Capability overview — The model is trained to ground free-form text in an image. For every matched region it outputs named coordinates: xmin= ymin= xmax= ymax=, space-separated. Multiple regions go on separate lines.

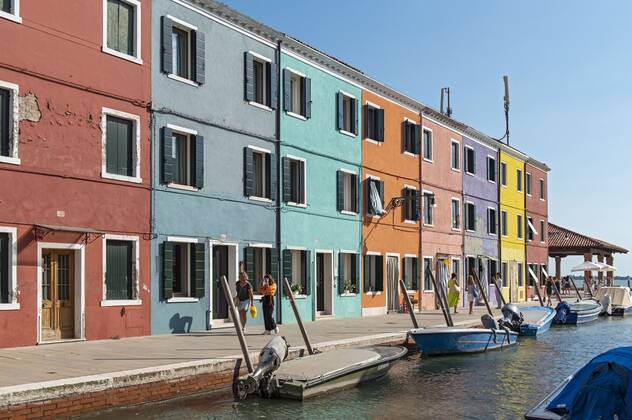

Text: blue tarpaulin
xmin=547 ymin=347 xmax=632 ymax=419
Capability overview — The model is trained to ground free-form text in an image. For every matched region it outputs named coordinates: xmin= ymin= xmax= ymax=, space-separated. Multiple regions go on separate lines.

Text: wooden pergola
xmin=548 ymin=223 xmax=629 ymax=286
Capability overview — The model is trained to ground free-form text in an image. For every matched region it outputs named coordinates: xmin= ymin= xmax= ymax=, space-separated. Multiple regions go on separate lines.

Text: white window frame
xmin=464 ymin=146 xmax=476 ymax=175
xmin=167 ymin=15 xmax=199 ymax=87
xmin=516 ymin=168 xmax=523 ymax=193
xmin=249 ymin=51 xmax=272 ymax=109
xmin=525 ymin=172 xmax=532 ymax=196
xmin=0 ymin=80 xmax=20 ymax=166
xmin=402 ymin=117 xmax=418 ymax=156
xmin=167 ymin=124 xmax=199 ymax=191
xmin=285 ymin=67 xmax=307 ymax=120
xmin=339 ymin=168 xmax=357 ymax=215
xmin=248 ymin=145 xmax=272 ymax=202
xmin=364 ymin=101 xmax=382 ymax=143
xmin=166 ymin=236 xmax=199 ymax=303
xmin=464 ymin=201 xmax=476 ymax=232
xmin=422 ymin=256 xmax=434 ymax=292
xmin=0 ymin=226 xmax=19 ymax=310
xmin=402 ymin=184 xmax=418 ymax=224
xmin=102 ymin=0 xmax=142 ymax=64
xmin=500 ymin=161 xmax=507 ymax=187
xmin=487 ymin=155 xmax=497 ymax=183
xmin=422 ymin=189 xmax=434 ymax=227
xmin=451 ymin=197 xmax=461 ymax=231
xmin=0 ymin=0 xmax=21 ymax=24
xmin=451 ymin=257 xmax=461 ymax=286
xmin=517 ymin=214 xmax=524 ymax=240
xmin=101 ymin=107 xmax=142 ymax=184
xmin=539 ymin=178 xmax=546 ymax=201
xmin=422 ymin=126 xmax=433 ymax=163
xmin=338 ymin=251 xmax=358 ymax=296
xmin=487 ymin=207 xmax=498 ymax=236
xmin=501 ymin=210 xmax=508 ymax=237
xmin=339 ymin=90 xmax=356 ymax=138
xmin=286 ymin=154 xmax=307 ymax=207
xmin=450 ymin=139 xmax=460 ymax=171
xmin=101 ymin=234 xmax=142 ymax=307
xmin=366 ymin=174 xmax=382 ymax=219
xmin=364 ymin=252 xmax=383 ymax=295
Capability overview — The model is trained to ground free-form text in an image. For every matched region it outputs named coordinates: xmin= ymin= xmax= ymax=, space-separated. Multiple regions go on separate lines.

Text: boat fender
xmin=555 ymin=301 xmax=571 ymax=324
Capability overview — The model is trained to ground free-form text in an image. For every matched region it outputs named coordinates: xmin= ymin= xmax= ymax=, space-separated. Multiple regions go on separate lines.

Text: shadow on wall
xmin=169 ymin=313 xmax=193 ymax=334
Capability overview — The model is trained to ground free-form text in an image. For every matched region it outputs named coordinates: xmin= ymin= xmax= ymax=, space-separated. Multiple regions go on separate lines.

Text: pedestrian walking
xmin=494 ymin=273 xmax=503 ymax=309
xmin=467 ymin=275 xmax=478 ymax=315
xmin=546 ymin=277 xmax=553 ymax=306
xmin=447 ymin=273 xmax=461 ymax=314
xmin=260 ymin=274 xmax=279 ymax=335
xmin=236 ymin=271 xmax=254 ymax=333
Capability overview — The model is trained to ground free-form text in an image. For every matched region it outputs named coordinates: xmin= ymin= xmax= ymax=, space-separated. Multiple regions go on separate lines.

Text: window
xmin=338 ymin=253 xmax=358 ymax=294
xmin=403 ymin=187 xmax=420 ymax=222
xmin=0 ymin=227 xmax=17 ymax=308
xmin=245 ymin=146 xmax=275 ymax=201
xmin=488 ymin=260 xmax=498 ymax=284
xmin=527 ymin=216 xmax=535 ymax=241
xmin=104 ymin=0 xmax=140 ymax=62
xmin=102 ymin=108 xmax=140 ymax=182
xmin=338 ymin=92 xmax=357 ymax=135
xmin=366 ymin=178 xmax=385 ymax=216
xmin=526 ymin=172 xmax=532 ymax=195
xmin=247 ymin=247 xmax=277 ymax=293
xmin=488 ymin=208 xmax=498 ymax=235
xmin=283 ymin=156 xmax=306 ymax=205
xmin=539 ymin=179 xmax=545 ymax=200
xmin=245 ymin=52 xmax=277 ymax=109
xmin=423 ymin=192 xmax=435 ymax=226
xmin=540 ymin=220 xmax=546 ymax=242
xmin=516 ymin=169 xmax=523 ymax=192
xmin=0 ymin=0 xmax=21 ymax=23
xmin=283 ymin=70 xmax=311 ymax=118
xmin=104 ymin=237 xmax=138 ymax=302
xmin=465 ymin=202 xmax=476 ymax=232
xmin=502 ymin=262 xmax=508 ymax=287
xmin=500 ymin=162 xmax=507 ymax=186
xmin=501 ymin=210 xmax=508 ymax=236
xmin=162 ymin=126 xmax=203 ymax=189
xmin=162 ymin=241 xmax=205 ymax=300
xmin=364 ymin=255 xmax=384 ymax=292
xmin=423 ymin=257 xmax=433 ymax=291
xmin=487 ymin=156 xmax=497 ymax=182
xmin=422 ymin=129 xmax=433 ymax=161
xmin=285 ymin=249 xmax=310 ymax=295
xmin=403 ymin=120 xmax=420 ymax=153
xmin=403 ymin=257 xmax=419 ymax=290
xmin=451 ymin=141 xmax=460 ymax=170
xmin=162 ymin=16 xmax=205 ymax=85
xmin=0 ymin=81 xmax=18 ymax=164
xmin=518 ymin=263 xmax=524 ymax=287
xmin=365 ymin=104 xmax=384 ymax=142
xmin=517 ymin=214 xmax=523 ymax=239
xmin=337 ymin=170 xmax=358 ymax=213
xmin=451 ymin=198 xmax=461 ymax=230
xmin=464 ymin=146 xmax=476 ymax=174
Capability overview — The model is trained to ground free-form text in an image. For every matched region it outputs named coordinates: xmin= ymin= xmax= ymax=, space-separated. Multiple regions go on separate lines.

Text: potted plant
xmin=343 ymin=280 xmax=356 ymax=294
xmin=290 ymin=282 xmax=303 ymax=296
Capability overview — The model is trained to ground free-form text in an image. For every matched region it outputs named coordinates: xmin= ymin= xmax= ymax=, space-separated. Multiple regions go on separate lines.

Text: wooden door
xmin=387 ymin=256 xmax=400 ymax=312
xmin=509 ymin=261 xmax=518 ymax=303
xmin=41 ymin=250 xmax=75 ymax=341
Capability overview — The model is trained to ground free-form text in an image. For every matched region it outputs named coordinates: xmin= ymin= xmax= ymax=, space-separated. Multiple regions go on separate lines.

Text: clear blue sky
xmin=223 ymin=0 xmax=632 ymax=275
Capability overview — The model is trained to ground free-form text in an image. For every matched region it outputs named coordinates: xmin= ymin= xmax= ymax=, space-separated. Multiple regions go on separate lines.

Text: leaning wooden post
xmin=428 ymin=270 xmax=454 ymax=327
xmin=471 ymin=272 xmax=493 ymax=317
xmin=220 ymin=275 xmax=253 ymax=373
xmin=399 ymin=279 xmax=419 ymax=329
xmin=568 ymin=276 xmax=583 ymax=301
xmin=491 ymin=276 xmax=507 ymax=307
xmin=583 ymin=277 xmax=594 ymax=298
xmin=550 ymin=278 xmax=563 ymax=303
xmin=532 ymin=276 xmax=545 ymax=307
xmin=283 ymin=277 xmax=315 ymax=355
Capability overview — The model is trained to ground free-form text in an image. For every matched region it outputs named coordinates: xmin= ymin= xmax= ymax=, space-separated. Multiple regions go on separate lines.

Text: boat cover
xmin=547 ymin=347 xmax=632 ymax=419
xmin=274 ymin=349 xmax=380 ymax=382
xmin=595 ymin=287 xmax=632 ymax=308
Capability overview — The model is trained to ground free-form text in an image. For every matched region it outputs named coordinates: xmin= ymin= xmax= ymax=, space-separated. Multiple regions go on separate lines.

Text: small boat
xmin=525 ymin=346 xmax=632 ymax=419
xmin=553 ymin=300 xmax=602 ymax=325
xmin=409 ymin=327 xmax=518 ymax=356
xmin=594 ymin=286 xmax=632 ymax=316
xmin=519 ymin=306 xmax=557 ymax=336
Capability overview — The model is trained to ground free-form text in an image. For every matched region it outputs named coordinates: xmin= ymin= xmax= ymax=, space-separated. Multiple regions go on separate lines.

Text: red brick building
xmin=0 ymin=0 xmax=151 ymax=347
xmin=525 ymin=158 xmax=549 ymax=300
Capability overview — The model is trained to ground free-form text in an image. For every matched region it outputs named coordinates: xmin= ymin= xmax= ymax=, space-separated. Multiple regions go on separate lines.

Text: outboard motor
xmin=600 ymin=294 xmax=612 ymax=316
xmin=237 ymin=336 xmax=289 ymax=399
xmin=554 ymin=301 xmax=571 ymax=324
xmin=498 ymin=303 xmax=523 ymax=333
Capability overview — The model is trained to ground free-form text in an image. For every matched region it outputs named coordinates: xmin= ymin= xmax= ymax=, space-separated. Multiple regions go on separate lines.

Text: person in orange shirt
xmin=260 ymin=274 xmax=279 ymax=335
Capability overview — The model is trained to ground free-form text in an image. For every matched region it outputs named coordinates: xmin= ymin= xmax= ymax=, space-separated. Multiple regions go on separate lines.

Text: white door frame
xmin=385 ymin=252 xmax=400 ymax=312
xmin=208 ymin=240 xmax=239 ymax=328
xmin=36 ymin=242 xmax=86 ymax=344
xmin=314 ymin=249 xmax=334 ymax=317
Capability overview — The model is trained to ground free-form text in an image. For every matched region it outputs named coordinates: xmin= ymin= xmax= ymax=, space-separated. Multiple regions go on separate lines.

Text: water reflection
xmin=86 ymin=317 xmax=632 ymax=419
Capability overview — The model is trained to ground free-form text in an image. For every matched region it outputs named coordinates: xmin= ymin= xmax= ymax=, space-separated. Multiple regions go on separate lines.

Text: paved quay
xmin=0 ymin=304 xmax=538 ymax=418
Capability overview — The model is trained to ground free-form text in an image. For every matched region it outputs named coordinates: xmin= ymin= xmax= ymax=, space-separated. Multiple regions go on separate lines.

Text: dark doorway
xmin=212 ymin=245 xmax=229 ymax=320
xmin=316 ymin=253 xmax=325 ymax=312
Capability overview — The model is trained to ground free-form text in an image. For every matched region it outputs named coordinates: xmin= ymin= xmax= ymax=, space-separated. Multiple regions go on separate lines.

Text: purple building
xmin=461 ymin=136 xmax=500 ymax=306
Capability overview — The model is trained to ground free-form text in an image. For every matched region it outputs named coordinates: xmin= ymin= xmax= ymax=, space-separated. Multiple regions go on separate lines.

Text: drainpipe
xmin=524 ymin=162 xmax=528 ymax=299
xmin=275 ymin=39 xmax=283 ymax=324
xmin=497 ymin=150 xmax=502 ymax=301
xmin=418 ymin=111 xmax=423 ymax=309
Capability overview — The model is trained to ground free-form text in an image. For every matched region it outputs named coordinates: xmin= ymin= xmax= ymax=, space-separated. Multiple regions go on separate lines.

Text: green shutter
xmin=161 ymin=16 xmax=173 ymax=74
xmin=303 ymin=250 xmax=311 ymax=295
xmin=376 ymin=108 xmax=384 ymax=141
xmin=244 ymin=247 xmax=255 ymax=283
xmin=106 ymin=116 xmax=133 ymax=177
xmin=1 ymin=0 xmax=10 ymax=13
xmin=282 ymin=249 xmax=292 ymax=296
xmin=366 ymin=180 xmax=373 ymax=216
xmin=0 ymin=233 xmax=8 ymax=303
xmin=336 ymin=170 xmax=344 ymax=212
xmin=283 ymin=69 xmax=292 ymax=112
xmin=162 ymin=242 xmax=174 ymax=300
xmin=0 ymin=89 xmax=8 ymax=157
xmin=192 ymin=135 xmax=204 ymax=189
xmin=162 ymin=127 xmax=174 ymax=184
xmin=352 ymin=254 xmax=359 ymax=292
xmin=413 ymin=257 xmax=419 ymax=290
xmin=107 ymin=0 xmax=134 ymax=56
xmin=268 ymin=152 xmax=277 ymax=201
xmin=106 ymin=240 xmax=133 ymax=300
xmin=244 ymin=147 xmax=255 ymax=196
xmin=244 ymin=52 xmax=255 ymax=102
xmin=378 ymin=181 xmax=385 ymax=209
xmin=337 ymin=253 xmax=344 ymax=295
xmin=269 ymin=61 xmax=278 ymax=110
xmin=192 ymin=243 xmax=205 ymax=298
xmin=282 ymin=157 xmax=291 ymax=203
xmin=304 ymin=77 xmax=312 ymax=119
xmin=193 ymin=31 xmax=205 ymax=85
xmin=354 ymin=174 xmax=360 ymax=214
xmin=376 ymin=256 xmax=384 ymax=292
xmin=353 ymin=98 xmax=359 ymax=136
xmin=363 ymin=255 xmax=370 ymax=293
xmin=337 ymin=92 xmax=344 ymax=131
xmin=267 ymin=248 xmax=279 ymax=282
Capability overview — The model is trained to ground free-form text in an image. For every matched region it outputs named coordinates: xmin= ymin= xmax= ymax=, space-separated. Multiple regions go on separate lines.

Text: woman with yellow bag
xmin=259 ymin=275 xmax=279 ymax=335
xmin=236 ymin=272 xmax=254 ymax=334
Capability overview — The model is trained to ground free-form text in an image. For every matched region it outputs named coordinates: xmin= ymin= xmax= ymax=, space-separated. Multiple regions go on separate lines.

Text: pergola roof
xmin=548 ymin=223 xmax=629 ymax=256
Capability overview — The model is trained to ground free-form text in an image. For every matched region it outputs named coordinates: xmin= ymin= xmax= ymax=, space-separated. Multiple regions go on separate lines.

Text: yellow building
xmin=499 ymin=148 xmax=527 ymax=302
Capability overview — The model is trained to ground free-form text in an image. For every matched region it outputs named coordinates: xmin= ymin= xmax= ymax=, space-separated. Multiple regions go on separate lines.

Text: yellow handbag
xmin=250 ymin=305 xmax=257 ymax=319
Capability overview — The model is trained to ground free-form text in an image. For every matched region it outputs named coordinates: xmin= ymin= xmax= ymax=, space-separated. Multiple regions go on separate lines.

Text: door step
xmin=316 ymin=313 xmax=334 ymax=320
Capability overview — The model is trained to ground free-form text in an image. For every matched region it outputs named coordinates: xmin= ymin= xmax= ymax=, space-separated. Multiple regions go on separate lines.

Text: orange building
xmin=361 ymin=90 xmax=422 ymax=316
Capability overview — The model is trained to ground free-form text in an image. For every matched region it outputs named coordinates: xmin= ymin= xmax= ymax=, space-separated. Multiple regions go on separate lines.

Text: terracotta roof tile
xmin=548 ymin=223 xmax=628 ymax=254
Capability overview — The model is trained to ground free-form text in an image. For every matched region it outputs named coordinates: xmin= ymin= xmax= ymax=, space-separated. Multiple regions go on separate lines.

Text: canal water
xmin=87 ymin=316 xmax=632 ymax=419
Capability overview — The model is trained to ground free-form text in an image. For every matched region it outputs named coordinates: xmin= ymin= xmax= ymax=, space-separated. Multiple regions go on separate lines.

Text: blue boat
xmin=553 ymin=300 xmax=602 ymax=325
xmin=519 ymin=306 xmax=557 ymax=336
xmin=526 ymin=347 xmax=632 ymax=419
xmin=409 ymin=327 xmax=519 ymax=356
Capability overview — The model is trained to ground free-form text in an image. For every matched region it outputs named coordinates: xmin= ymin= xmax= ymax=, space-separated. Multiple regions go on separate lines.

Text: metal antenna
xmin=440 ymin=87 xmax=452 ymax=118
xmin=503 ymin=76 xmax=510 ymax=145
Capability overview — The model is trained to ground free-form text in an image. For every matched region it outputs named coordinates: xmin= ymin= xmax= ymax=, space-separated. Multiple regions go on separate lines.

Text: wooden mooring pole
xmin=491 ymin=276 xmax=507 ymax=307
xmin=283 ymin=277 xmax=315 ymax=355
xmin=428 ymin=270 xmax=454 ymax=327
xmin=399 ymin=279 xmax=419 ymax=329
xmin=471 ymin=271 xmax=493 ymax=317
xmin=532 ymin=276 xmax=545 ymax=307
xmin=220 ymin=275 xmax=254 ymax=373
xmin=568 ymin=276 xmax=583 ymax=301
